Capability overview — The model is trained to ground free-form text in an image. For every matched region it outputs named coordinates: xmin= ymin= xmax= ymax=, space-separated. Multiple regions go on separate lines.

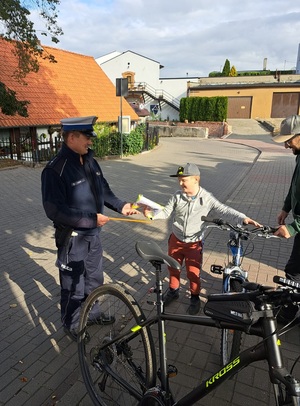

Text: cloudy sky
xmin=32 ymin=0 xmax=300 ymax=78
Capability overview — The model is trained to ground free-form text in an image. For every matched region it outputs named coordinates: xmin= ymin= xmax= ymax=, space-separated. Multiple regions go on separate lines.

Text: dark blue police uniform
xmin=41 ymin=116 xmax=127 ymax=333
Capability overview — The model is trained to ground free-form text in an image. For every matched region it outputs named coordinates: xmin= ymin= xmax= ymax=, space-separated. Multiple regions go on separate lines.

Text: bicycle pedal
xmin=210 ymin=264 xmax=224 ymax=274
xmin=157 ymin=365 xmax=178 ymax=379
xmin=167 ymin=364 xmax=178 ymax=378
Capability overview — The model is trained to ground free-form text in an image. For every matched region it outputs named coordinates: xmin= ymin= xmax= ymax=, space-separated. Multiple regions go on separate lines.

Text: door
xmin=271 ymin=92 xmax=300 ymax=118
xmin=227 ymin=97 xmax=252 ymax=118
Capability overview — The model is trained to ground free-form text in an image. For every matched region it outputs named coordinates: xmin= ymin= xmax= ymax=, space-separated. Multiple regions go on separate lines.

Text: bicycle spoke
xmin=78 ymin=285 xmax=156 ymax=406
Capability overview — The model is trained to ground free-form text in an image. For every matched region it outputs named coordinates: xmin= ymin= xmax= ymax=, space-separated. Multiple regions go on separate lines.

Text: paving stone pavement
xmin=0 ymin=119 xmax=299 ymax=406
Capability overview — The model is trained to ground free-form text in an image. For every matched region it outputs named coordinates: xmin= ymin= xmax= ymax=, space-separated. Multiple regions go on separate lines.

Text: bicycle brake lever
xmin=263 ymin=225 xmax=278 ymax=233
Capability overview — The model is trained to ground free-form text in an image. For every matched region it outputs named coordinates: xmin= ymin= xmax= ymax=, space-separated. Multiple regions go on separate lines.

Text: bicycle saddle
xmin=135 ymin=241 xmax=181 ymax=270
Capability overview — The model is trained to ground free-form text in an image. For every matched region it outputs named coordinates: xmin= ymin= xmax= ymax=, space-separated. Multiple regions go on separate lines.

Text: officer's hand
xmin=97 ymin=213 xmax=110 ymax=227
xmin=121 ymin=203 xmax=140 ymax=216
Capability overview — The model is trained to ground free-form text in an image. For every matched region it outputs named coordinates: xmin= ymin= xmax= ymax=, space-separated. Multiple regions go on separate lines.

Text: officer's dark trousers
xmin=57 ymin=232 xmax=103 ymax=330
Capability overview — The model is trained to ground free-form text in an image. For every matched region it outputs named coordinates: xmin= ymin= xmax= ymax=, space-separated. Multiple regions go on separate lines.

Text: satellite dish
xmin=139 ymin=103 xmax=145 ymax=110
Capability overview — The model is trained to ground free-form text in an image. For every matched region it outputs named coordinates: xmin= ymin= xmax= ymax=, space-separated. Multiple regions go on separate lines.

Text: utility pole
xmin=116 ymin=78 xmax=128 ymax=158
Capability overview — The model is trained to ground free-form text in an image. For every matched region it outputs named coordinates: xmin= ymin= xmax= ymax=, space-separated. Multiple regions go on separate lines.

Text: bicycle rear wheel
xmin=78 ymin=284 xmax=156 ymax=406
xmin=220 ymin=278 xmax=243 ymax=366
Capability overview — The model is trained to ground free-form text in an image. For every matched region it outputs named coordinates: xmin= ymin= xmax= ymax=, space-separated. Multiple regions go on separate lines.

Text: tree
xmin=0 ymin=0 xmax=63 ymax=116
xmin=229 ymin=65 xmax=237 ymax=77
xmin=222 ymin=59 xmax=231 ymax=77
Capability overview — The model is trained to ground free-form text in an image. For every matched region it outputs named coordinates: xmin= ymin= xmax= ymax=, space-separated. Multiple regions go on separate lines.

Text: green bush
xmin=179 ymin=98 xmax=188 ymax=122
xmin=179 ymin=96 xmax=228 ymax=122
xmin=92 ymin=122 xmax=146 ymax=158
xmin=122 ymin=124 xmax=145 ymax=156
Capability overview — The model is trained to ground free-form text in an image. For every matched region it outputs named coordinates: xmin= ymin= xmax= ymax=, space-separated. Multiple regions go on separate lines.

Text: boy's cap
xmin=170 ymin=163 xmax=200 ymax=177
xmin=273 ymin=115 xmax=300 ymax=143
xmin=60 ymin=116 xmax=98 ymax=137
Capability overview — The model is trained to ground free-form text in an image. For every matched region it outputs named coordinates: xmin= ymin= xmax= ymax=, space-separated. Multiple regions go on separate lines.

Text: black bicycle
xmin=78 ymin=240 xmax=300 ymax=406
xmin=202 ymin=216 xmax=278 ymax=365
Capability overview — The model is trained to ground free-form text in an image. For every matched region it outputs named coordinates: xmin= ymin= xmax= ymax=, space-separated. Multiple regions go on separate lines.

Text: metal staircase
xmin=128 ymin=82 xmax=180 ymax=111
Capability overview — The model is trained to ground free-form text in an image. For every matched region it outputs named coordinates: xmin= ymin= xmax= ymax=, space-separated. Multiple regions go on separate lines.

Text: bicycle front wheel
xmin=78 ymin=284 xmax=156 ymax=406
xmin=220 ymin=278 xmax=243 ymax=366
xmin=273 ymin=382 xmax=300 ymax=405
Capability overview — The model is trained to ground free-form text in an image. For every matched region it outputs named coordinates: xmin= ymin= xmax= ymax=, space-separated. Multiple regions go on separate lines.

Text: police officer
xmin=41 ymin=116 xmax=139 ymax=341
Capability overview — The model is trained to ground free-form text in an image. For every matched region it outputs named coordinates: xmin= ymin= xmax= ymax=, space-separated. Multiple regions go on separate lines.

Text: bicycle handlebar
xmin=238 ymin=276 xmax=300 ymax=307
xmin=201 ymin=216 xmax=278 ymax=238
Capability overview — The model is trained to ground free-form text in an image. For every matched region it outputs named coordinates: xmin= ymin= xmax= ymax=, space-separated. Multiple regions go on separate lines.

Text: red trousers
xmin=168 ymin=233 xmax=203 ymax=295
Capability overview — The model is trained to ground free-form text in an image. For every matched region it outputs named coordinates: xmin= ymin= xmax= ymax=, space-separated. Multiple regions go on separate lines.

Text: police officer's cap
xmin=60 ymin=116 xmax=98 ymax=137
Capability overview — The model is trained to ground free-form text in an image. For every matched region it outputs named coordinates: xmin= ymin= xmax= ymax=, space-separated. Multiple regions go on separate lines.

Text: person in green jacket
xmin=273 ymin=114 xmax=300 ymax=321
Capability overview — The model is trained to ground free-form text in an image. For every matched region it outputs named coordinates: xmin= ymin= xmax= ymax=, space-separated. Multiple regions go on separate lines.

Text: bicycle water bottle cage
xmin=211 ymin=264 xmax=224 ymax=274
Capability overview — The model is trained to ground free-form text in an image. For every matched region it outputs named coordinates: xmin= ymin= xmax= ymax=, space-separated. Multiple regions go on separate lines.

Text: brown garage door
xmin=227 ymin=96 xmax=252 ymax=118
xmin=271 ymin=92 xmax=300 ymax=118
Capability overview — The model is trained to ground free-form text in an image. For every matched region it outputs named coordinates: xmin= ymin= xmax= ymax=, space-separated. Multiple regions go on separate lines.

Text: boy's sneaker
xmin=187 ymin=295 xmax=201 ymax=315
xmin=163 ymin=288 xmax=179 ymax=306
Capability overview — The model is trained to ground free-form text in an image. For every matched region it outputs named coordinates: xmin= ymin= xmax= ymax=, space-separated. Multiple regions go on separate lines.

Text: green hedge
xmin=180 ymin=96 xmax=227 ymax=122
xmin=92 ymin=123 xmax=148 ymax=158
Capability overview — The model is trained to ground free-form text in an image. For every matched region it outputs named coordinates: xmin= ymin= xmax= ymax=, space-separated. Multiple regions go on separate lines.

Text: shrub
xmin=92 ymin=123 xmax=146 ymax=158
xmin=122 ymin=124 xmax=145 ymax=156
xmin=179 ymin=96 xmax=228 ymax=122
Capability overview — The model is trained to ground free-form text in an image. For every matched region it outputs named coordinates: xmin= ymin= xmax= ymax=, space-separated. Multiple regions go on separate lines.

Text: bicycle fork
xmin=261 ymin=306 xmax=300 ymax=404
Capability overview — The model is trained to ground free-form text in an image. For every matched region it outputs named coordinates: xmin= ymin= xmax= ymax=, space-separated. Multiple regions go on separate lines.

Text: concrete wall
xmin=148 ymin=121 xmax=229 ymax=138
xmin=151 ymin=125 xmax=208 ymax=138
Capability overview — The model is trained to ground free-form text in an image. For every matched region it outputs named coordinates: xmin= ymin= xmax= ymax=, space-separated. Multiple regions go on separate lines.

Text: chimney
xmin=263 ymin=58 xmax=267 ymax=71
xmin=296 ymin=44 xmax=300 ymax=74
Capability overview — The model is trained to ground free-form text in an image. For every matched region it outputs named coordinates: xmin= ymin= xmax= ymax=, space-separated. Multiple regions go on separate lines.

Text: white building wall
xmin=159 ymin=77 xmax=192 ymax=99
xmin=96 ymin=51 xmax=161 ymax=89
xmin=96 ymin=51 xmax=198 ymax=122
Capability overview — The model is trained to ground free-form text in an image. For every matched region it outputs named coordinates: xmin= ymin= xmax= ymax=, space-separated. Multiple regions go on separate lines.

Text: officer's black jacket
xmin=41 ymin=143 xmax=126 ymax=232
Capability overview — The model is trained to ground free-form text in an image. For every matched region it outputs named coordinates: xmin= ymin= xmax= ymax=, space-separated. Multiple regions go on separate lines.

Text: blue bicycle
xmin=201 ymin=216 xmax=277 ymax=365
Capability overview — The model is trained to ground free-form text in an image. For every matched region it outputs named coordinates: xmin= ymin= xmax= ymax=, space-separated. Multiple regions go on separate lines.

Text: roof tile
xmin=0 ymin=39 xmax=138 ymax=128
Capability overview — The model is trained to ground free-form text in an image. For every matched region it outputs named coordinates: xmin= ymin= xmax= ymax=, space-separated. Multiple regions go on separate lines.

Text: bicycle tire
xmin=78 ymin=284 xmax=156 ymax=406
xmin=220 ymin=278 xmax=244 ymax=366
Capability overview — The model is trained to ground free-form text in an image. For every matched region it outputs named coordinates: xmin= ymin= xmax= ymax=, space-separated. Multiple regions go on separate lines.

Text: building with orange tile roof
xmin=0 ymin=39 xmax=138 ymax=129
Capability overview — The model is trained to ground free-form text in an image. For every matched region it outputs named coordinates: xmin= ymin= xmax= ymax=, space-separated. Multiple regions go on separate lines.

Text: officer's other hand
xmin=122 ymin=203 xmax=140 ymax=216
xmin=97 ymin=213 xmax=110 ymax=227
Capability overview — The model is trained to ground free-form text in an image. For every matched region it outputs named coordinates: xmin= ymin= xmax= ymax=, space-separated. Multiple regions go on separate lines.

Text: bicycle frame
xmin=210 ymin=227 xmax=248 ymax=278
xmin=93 ymin=262 xmax=300 ymax=405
